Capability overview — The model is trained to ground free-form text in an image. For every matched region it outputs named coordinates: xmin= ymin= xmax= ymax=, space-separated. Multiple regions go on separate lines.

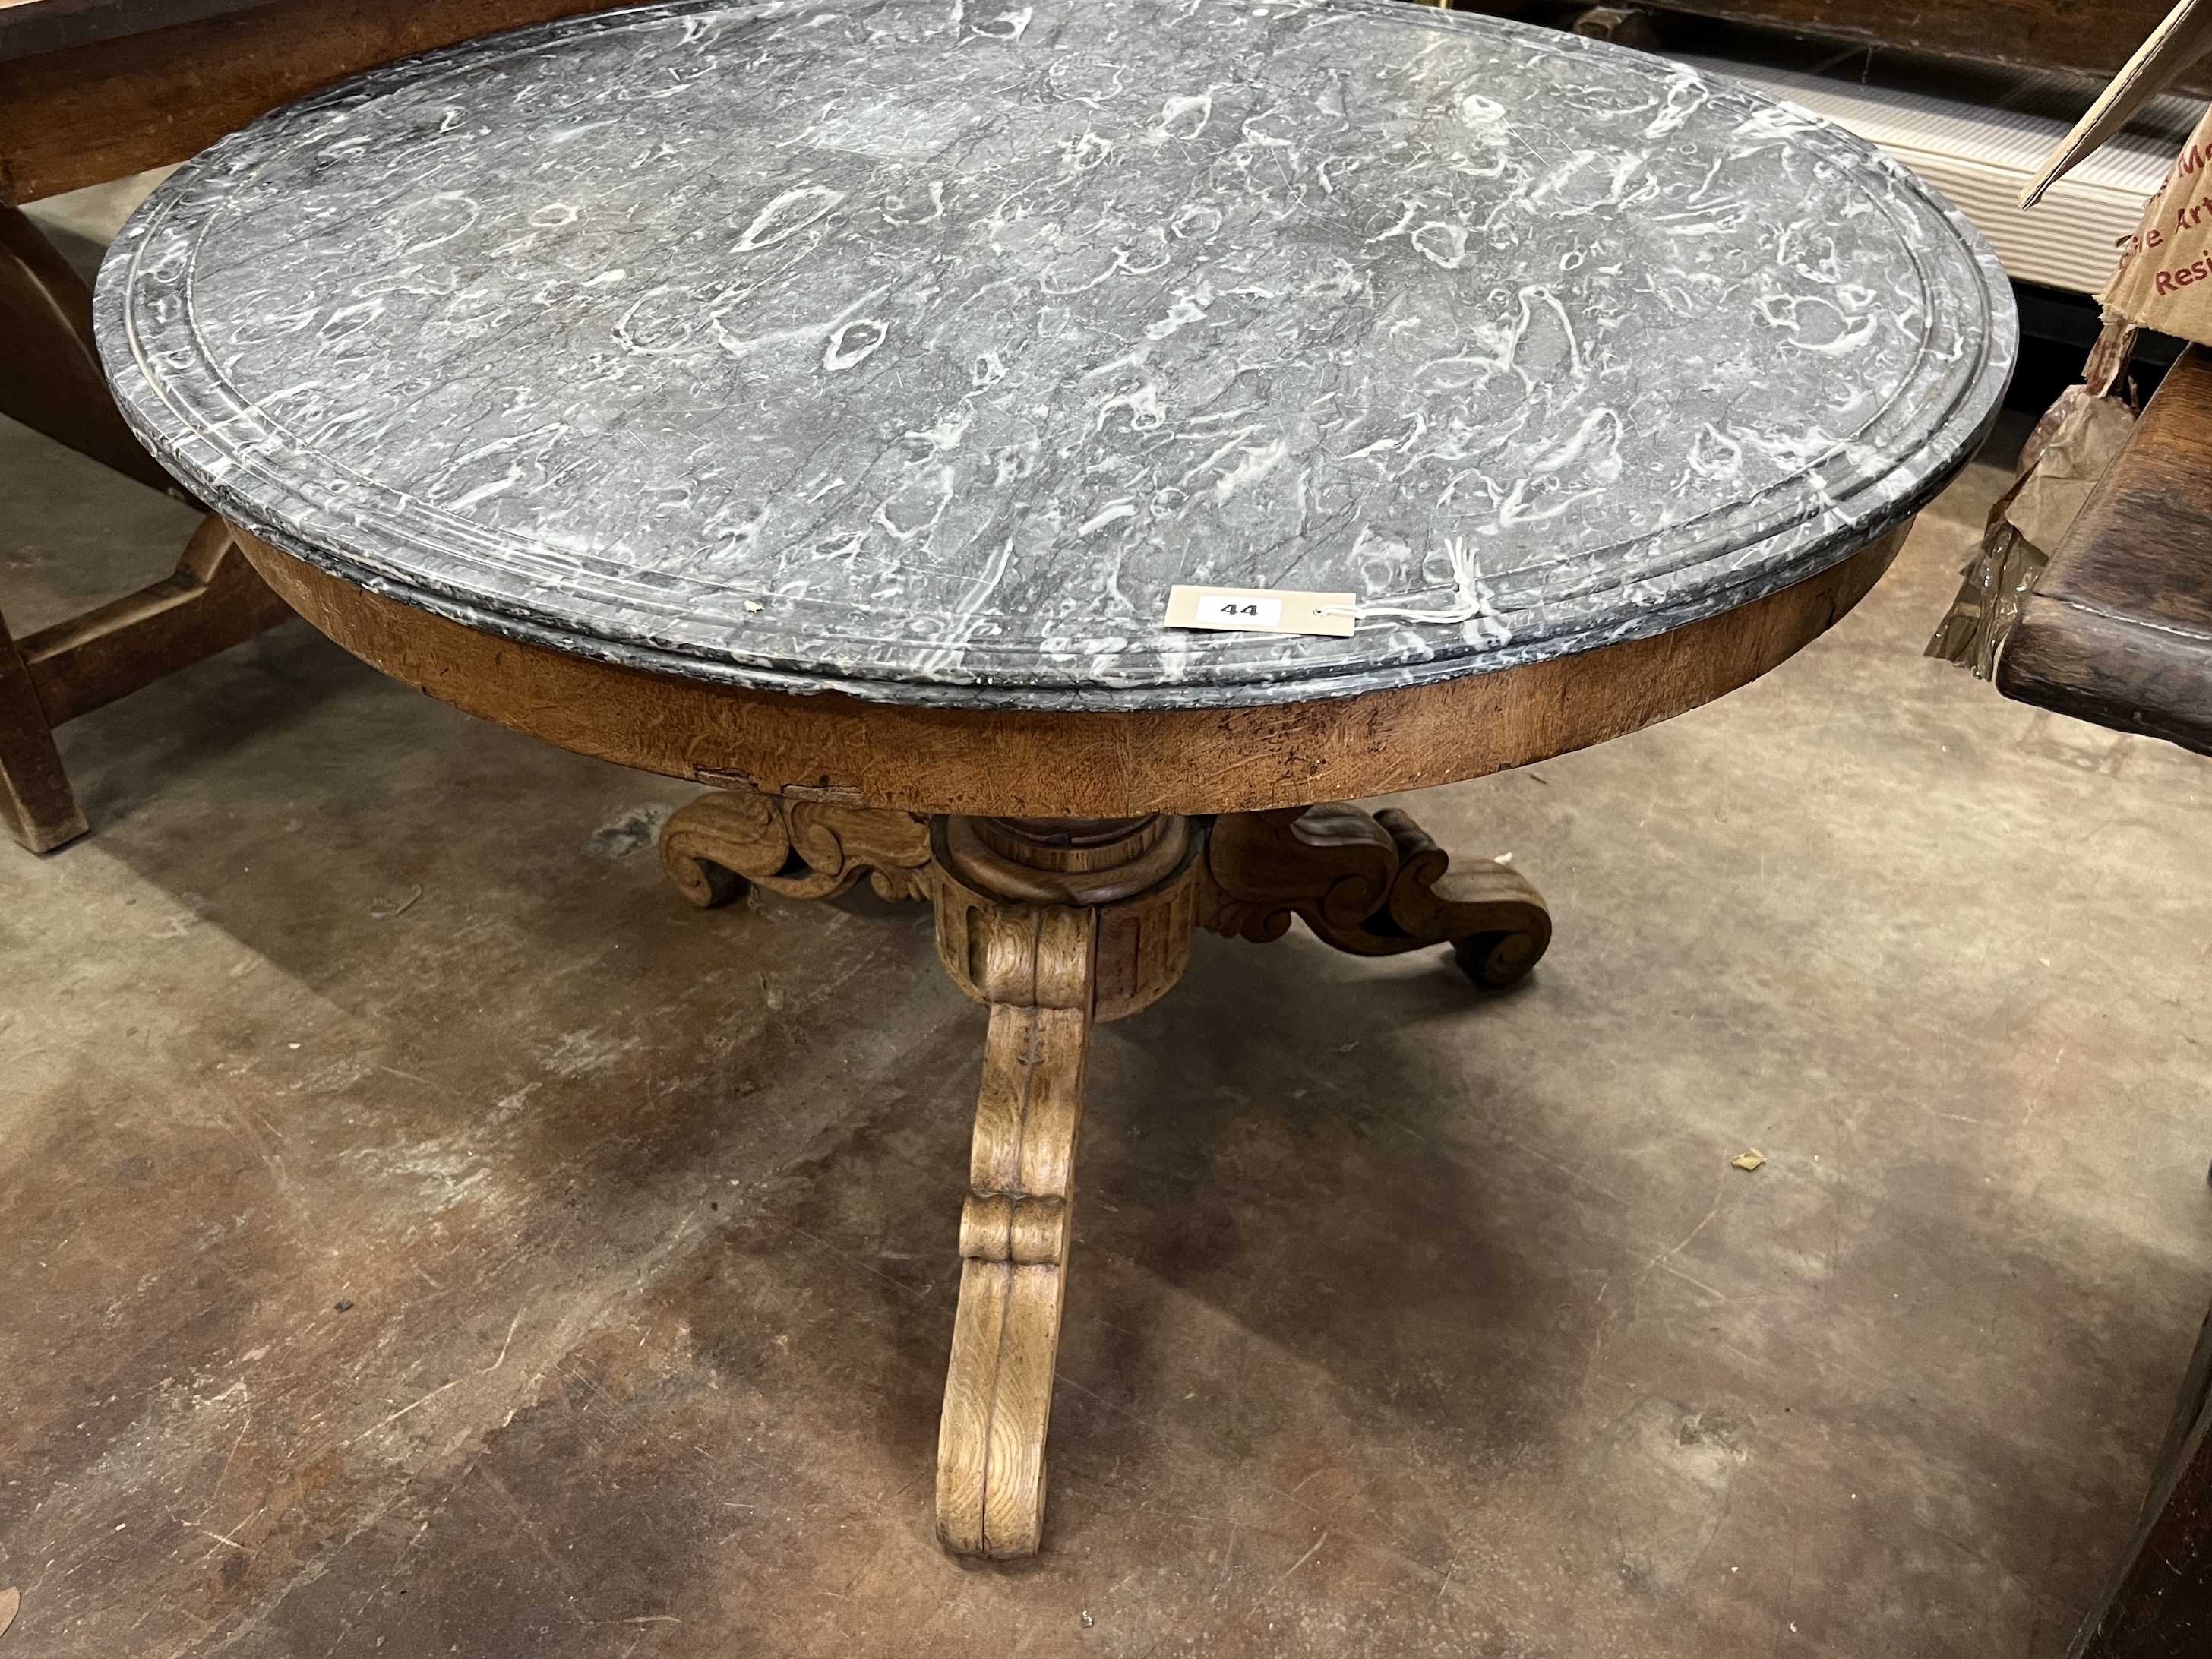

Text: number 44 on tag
xmin=1165 ymin=585 xmax=1357 ymax=638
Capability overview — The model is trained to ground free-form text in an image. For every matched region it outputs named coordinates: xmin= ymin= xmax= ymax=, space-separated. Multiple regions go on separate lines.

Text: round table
xmin=99 ymin=0 xmax=2014 ymax=1558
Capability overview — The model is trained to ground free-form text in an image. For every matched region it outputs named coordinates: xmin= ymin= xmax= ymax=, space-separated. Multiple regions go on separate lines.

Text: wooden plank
xmin=20 ymin=514 xmax=293 ymax=726
xmin=0 ymin=604 xmax=87 ymax=853
xmin=1997 ymin=346 xmax=2212 ymax=756
xmin=0 ymin=0 xmax=645 ymax=204
xmin=1642 ymin=1 xmax=2187 ymax=87
xmin=0 ymin=205 xmax=182 ymax=491
xmin=0 ymin=0 xmax=288 ymax=64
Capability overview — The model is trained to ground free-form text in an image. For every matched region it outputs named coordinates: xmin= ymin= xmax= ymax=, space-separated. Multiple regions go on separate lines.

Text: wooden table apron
xmin=236 ymin=522 xmax=1905 ymax=818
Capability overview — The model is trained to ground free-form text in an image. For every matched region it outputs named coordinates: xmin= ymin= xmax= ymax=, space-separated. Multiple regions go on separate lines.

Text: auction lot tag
xmin=1165 ymin=584 xmax=1358 ymax=637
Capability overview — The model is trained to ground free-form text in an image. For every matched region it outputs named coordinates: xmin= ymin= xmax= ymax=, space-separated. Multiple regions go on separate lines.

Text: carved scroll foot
xmin=1199 ymin=803 xmax=1551 ymax=989
xmin=658 ymin=786 xmax=932 ymax=907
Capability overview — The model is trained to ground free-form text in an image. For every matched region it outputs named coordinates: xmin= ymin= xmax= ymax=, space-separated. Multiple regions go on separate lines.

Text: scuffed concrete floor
xmin=5 ymin=368 xmax=2212 ymax=1652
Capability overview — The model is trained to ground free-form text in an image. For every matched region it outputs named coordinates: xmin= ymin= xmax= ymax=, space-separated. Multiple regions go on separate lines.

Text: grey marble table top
xmin=100 ymin=0 xmax=2014 ymax=712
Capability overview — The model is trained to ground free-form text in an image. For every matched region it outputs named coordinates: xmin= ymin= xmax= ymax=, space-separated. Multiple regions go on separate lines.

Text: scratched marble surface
xmin=99 ymin=0 xmax=2014 ymax=711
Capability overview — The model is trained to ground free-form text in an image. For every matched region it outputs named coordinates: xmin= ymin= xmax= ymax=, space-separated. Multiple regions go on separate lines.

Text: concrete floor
xmin=5 ymin=367 xmax=2212 ymax=1654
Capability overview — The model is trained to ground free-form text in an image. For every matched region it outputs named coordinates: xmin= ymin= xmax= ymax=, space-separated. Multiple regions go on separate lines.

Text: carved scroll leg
xmin=937 ymin=904 xmax=1095 ymax=1559
xmin=1200 ymin=803 xmax=1552 ymax=990
xmin=1370 ymin=808 xmax=1553 ymax=990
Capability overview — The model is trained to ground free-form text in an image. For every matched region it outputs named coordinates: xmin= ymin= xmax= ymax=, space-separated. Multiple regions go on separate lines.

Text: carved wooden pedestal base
xmin=659 ymin=790 xmax=1549 ymax=1558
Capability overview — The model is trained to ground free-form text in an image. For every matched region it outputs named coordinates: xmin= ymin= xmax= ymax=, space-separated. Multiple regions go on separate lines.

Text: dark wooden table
xmin=0 ymin=0 xmax=640 ymax=852
xmin=1616 ymin=0 xmax=2200 ymax=93
xmin=1999 ymin=344 xmax=2212 ymax=759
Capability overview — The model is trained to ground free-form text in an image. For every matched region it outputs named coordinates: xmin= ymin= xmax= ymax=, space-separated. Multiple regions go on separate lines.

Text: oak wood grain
xmin=235 ymin=521 xmax=1907 ymax=818
xmin=656 ymin=786 xmax=932 ymax=908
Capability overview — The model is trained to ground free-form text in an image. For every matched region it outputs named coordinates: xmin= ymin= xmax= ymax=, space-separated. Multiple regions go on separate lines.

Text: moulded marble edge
xmin=96 ymin=0 xmax=2020 ymax=714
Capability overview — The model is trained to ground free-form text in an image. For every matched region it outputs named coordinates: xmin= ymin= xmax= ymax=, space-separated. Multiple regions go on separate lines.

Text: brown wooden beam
xmin=0 ymin=0 xmax=2188 ymax=210
xmin=1637 ymin=1 xmax=2191 ymax=90
xmin=1998 ymin=346 xmax=2212 ymax=757
xmin=0 ymin=0 xmax=642 ymax=206
xmin=21 ymin=514 xmax=294 ymax=728
xmin=0 ymin=1 xmax=289 ymax=63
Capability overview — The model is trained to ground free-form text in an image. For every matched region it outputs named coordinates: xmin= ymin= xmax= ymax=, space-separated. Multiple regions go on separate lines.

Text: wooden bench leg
xmin=1 ymin=209 xmax=284 ymax=853
xmin=0 ymin=604 xmax=86 ymax=853
xmin=18 ymin=515 xmax=295 ymax=727
xmin=0 ymin=517 xmax=296 ymax=853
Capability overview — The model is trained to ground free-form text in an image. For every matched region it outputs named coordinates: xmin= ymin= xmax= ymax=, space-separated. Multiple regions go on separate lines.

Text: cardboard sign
xmin=2101 ymin=100 xmax=2212 ymax=343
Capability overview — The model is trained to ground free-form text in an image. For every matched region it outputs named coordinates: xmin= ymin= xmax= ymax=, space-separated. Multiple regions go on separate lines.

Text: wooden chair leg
xmin=0 ymin=604 xmax=86 ymax=853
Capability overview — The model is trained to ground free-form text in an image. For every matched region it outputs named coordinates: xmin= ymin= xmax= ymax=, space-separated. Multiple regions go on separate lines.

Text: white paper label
xmin=1164 ymin=584 xmax=1357 ymax=637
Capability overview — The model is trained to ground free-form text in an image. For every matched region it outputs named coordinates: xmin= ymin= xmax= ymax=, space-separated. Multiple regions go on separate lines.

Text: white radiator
xmin=1675 ymin=52 xmax=2198 ymax=296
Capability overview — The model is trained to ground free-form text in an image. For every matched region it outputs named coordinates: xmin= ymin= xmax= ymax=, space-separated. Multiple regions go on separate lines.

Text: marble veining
xmin=98 ymin=0 xmax=2014 ymax=711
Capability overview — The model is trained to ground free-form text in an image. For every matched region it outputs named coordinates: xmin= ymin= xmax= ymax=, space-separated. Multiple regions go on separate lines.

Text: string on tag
xmin=1317 ymin=536 xmax=1490 ymax=627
